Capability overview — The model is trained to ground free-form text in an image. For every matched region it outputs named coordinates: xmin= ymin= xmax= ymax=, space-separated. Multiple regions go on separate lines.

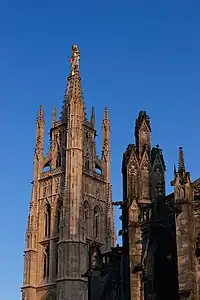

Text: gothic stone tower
xmin=122 ymin=111 xmax=165 ymax=300
xmin=171 ymin=147 xmax=200 ymax=300
xmin=21 ymin=45 xmax=115 ymax=300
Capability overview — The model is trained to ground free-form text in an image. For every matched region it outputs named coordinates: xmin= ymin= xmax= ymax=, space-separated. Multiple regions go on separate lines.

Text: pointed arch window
xmin=44 ymin=202 xmax=51 ymax=237
xmin=94 ymin=206 xmax=100 ymax=238
xmin=26 ymin=233 xmax=31 ymax=249
xmin=142 ymin=166 xmax=150 ymax=199
xmin=43 ymin=245 xmax=50 ymax=278
xmin=129 ymin=164 xmax=137 ymax=198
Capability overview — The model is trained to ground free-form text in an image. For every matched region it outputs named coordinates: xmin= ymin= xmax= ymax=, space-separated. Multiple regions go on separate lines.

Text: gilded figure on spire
xmin=70 ymin=44 xmax=80 ymax=75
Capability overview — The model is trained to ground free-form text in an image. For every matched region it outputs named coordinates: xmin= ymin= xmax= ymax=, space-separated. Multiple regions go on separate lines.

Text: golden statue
xmin=70 ymin=44 xmax=80 ymax=75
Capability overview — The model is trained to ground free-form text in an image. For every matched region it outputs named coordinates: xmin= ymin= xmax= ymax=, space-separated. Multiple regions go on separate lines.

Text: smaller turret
xmin=151 ymin=144 xmax=166 ymax=199
xmin=135 ymin=111 xmax=151 ymax=159
xmin=34 ymin=105 xmax=44 ymax=178
xmin=172 ymin=147 xmax=194 ymax=297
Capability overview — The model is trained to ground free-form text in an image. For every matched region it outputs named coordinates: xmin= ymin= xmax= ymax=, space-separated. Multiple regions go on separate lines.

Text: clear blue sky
xmin=1 ymin=1 xmax=200 ymax=299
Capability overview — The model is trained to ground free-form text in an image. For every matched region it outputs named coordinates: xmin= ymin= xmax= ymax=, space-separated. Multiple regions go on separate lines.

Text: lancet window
xmin=43 ymin=245 xmax=50 ymax=278
xmin=84 ymin=201 xmax=89 ymax=236
xmin=44 ymin=202 xmax=51 ymax=237
xmin=56 ymin=151 xmax=61 ymax=168
xmin=94 ymin=206 xmax=100 ymax=238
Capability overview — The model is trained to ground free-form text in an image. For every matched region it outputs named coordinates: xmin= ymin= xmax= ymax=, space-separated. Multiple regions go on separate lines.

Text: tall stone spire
xmin=62 ymin=45 xmax=85 ymax=239
xmin=22 ymin=44 xmax=115 ymax=300
xmin=57 ymin=44 xmax=86 ymax=299
xmin=102 ymin=107 xmax=110 ymax=168
xmin=102 ymin=107 xmax=115 ymax=249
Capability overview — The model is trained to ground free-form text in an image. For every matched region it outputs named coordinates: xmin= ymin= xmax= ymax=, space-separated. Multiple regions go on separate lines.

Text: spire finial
xmin=37 ymin=105 xmax=44 ymax=120
xmin=61 ymin=45 xmax=84 ymax=123
xmin=104 ymin=107 xmax=109 ymax=120
xmin=178 ymin=146 xmax=185 ymax=175
xmin=90 ymin=106 xmax=95 ymax=126
xmin=70 ymin=45 xmax=80 ymax=76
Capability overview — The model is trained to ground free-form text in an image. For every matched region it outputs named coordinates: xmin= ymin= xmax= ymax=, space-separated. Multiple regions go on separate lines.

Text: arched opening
xmin=94 ymin=206 xmax=100 ymax=238
xmin=43 ymin=245 xmax=50 ymax=278
xmin=141 ymin=166 xmax=150 ymax=199
xmin=84 ymin=201 xmax=89 ymax=236
xmin=95 ymin=163 xmax=102 ymax=175
xmin=26 ymin=233 xmax=31 ymax=248
xmin=56 ymin=151 xmax=61 ymax=168
xmin=153 ymin=226 xmax=179 ymax=300
xmin=43 ymin=162 xmax=51 ymax=172
xmin=44 ymin=202 xmax=51 ymax=237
